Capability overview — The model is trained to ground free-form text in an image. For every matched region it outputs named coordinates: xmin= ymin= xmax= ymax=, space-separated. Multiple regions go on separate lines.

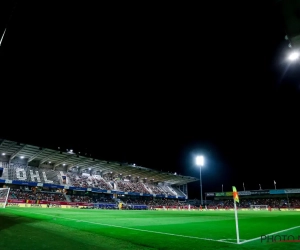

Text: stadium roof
xmin=0 ymin=138 xmax=198 ymax=186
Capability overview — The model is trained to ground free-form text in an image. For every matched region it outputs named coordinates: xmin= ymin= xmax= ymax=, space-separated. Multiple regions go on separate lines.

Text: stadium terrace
xmin=0 ymin=138 xmax=199 ymax=209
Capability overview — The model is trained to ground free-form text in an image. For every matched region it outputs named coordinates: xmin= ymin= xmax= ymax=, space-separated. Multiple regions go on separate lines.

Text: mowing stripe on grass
xmin=239 ymin=225 xmax=300 ymax=244
xmin=13 ymin=209 xmax=239 ymax=245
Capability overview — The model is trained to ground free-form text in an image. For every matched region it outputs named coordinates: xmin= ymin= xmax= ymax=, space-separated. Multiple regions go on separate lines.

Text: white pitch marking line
xmin=239 ymin=225 xmax=300 ymax=244
xmin=219 ymin=239 xmax=246 ymax=241
xmin=0 ymin=28 xmax=6 ymax=46
xmin=13 ymin=209 xmax=239 ymax=244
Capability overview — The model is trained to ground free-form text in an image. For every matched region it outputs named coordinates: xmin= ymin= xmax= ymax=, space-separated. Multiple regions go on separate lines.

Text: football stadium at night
xmin=1 ymin=138 xmax=300 ymax=250
xmin=1 ymin=0 xmax=300 ymax=249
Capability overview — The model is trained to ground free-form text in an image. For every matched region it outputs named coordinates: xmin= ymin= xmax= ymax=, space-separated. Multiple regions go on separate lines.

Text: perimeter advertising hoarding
xmin=212 ymin=192 xmax=233 ymax=197
xmin=249 ymin=190 xmax=270 ymax=195
xmin=11 ymin=180 xmax=36 ymax=186
xmin=43 ymin=183 xmax=63 ymax=189
xmin=285 ymin=189 xmax=300 ymax=194
xmin=214 ymin=190 xmax=270 ymax=197
xmin=6 ymin=203 xmax=26 ymax=207
xmin=214 ymin=192 xmax=233 ymax=197
xmin=215 ymin=192 xmax=226 ymax=197
xmin=7 ymin=199 xmax=25 ymax=203
xmin=270 ymin=189 xmax=285 ymax=194
xmin=238 ymin=191 xmax=251 ymax=196
xmin=68 ymin=186 xmax=86 ymax=191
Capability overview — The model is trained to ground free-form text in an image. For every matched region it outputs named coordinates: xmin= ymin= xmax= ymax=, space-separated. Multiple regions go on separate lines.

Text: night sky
xmin=1 ymin=1 xmax=300 ymax=199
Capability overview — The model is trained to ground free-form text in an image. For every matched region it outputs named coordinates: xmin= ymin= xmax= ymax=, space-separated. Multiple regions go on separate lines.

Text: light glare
xmin=196 ymin=155 xmax=204 ymax=166
xmin=288 ymin=51 xmax=299 ymax=61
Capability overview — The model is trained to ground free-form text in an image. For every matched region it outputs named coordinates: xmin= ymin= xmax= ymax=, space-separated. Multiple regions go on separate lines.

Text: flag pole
xmin=232 ymin=186 xmax=240 ymax=244
xmin=234 ymin=200 xmax=240 ymax=244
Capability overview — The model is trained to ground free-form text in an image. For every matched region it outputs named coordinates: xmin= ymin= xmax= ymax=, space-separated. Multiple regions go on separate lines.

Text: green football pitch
xmin=1 ymin=208 xmax=300 ymax=250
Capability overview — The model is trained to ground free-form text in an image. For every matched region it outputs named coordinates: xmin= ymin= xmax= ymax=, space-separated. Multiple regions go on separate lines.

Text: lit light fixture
xmin=196 ymin=155 xmax=204 ymax=166
xmin=288 ymin=50 xmax=299 ymax=61
xmin=67 ymin=149 xmax=74 ymax=154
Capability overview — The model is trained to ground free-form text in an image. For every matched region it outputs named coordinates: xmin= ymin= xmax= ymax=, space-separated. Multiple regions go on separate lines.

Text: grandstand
xmin=203 ymin=189 xmax=300 ymax=210
xmin=0 ymin=138 xmax=198 ymax=208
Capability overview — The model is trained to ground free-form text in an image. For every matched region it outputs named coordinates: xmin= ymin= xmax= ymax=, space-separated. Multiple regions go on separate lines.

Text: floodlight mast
xmin=196 ymin=156 xmax=204 ymax=205
xmin=281 ymin=0 xmax=300 ymax=62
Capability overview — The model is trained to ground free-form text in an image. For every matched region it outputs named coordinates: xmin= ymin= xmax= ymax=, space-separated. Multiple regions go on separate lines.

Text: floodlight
xmin=288 ymin=51 xmax=299 ymax=61
xmin=196 ymin=155 xmax=204 ymax=166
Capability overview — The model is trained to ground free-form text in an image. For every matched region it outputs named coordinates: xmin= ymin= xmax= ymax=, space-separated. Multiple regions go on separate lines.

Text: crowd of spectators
xmin=6 ymin=187 xmax=300 ymax=209
xmin=9 ymin=188 xmax=66 ymax=201
xmin=2 ymin=164 xmax=182 ymax=197
xmin=8 ymin=188 xmax=112 ymax=204
xmin=205 ymin=198 xmax=300 ymax=208
xmin=93 ymin=196 xmax=115 ymax=203
xmin=67 ymin=173 xmax=90 ymax=188
xmin=69 ymin=195 xmax=93 ymax=203
xmin=91 ymin=177 xmax=112 ymax=190
xmin=147 ymin=184 xmax=167 ymax=195
xmin=147 ymin=198 xmax=186 ymax=207
xmin=65 ymin=173 xmax=179 ymax=196
xmin=120 ymin=197 xmax=300 ymax=209
xmin=116 ymin=180 xmax=149 ymax=194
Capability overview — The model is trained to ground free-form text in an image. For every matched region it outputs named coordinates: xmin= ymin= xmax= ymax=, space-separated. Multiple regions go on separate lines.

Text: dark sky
xmin=1 ymin=1 xmax=300 ymax=199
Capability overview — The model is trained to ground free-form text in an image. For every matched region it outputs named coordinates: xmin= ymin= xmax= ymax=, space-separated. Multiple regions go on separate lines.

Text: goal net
xmin=250 ymin=205 xmax=268 ymax=210
xmin=0 ymin=188 xmax=10 ymax=208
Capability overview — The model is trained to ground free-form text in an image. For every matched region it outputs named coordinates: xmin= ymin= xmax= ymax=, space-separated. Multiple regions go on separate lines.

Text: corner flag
xmin=232 ymin=186 xmax=239 ymax=203
xmin=232 ymin=186 xmax=240 ymax=244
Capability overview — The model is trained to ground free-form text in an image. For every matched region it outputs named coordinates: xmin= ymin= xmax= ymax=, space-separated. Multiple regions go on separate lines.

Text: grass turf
xmin=0 ymin=208 xmax=300 ymax=250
